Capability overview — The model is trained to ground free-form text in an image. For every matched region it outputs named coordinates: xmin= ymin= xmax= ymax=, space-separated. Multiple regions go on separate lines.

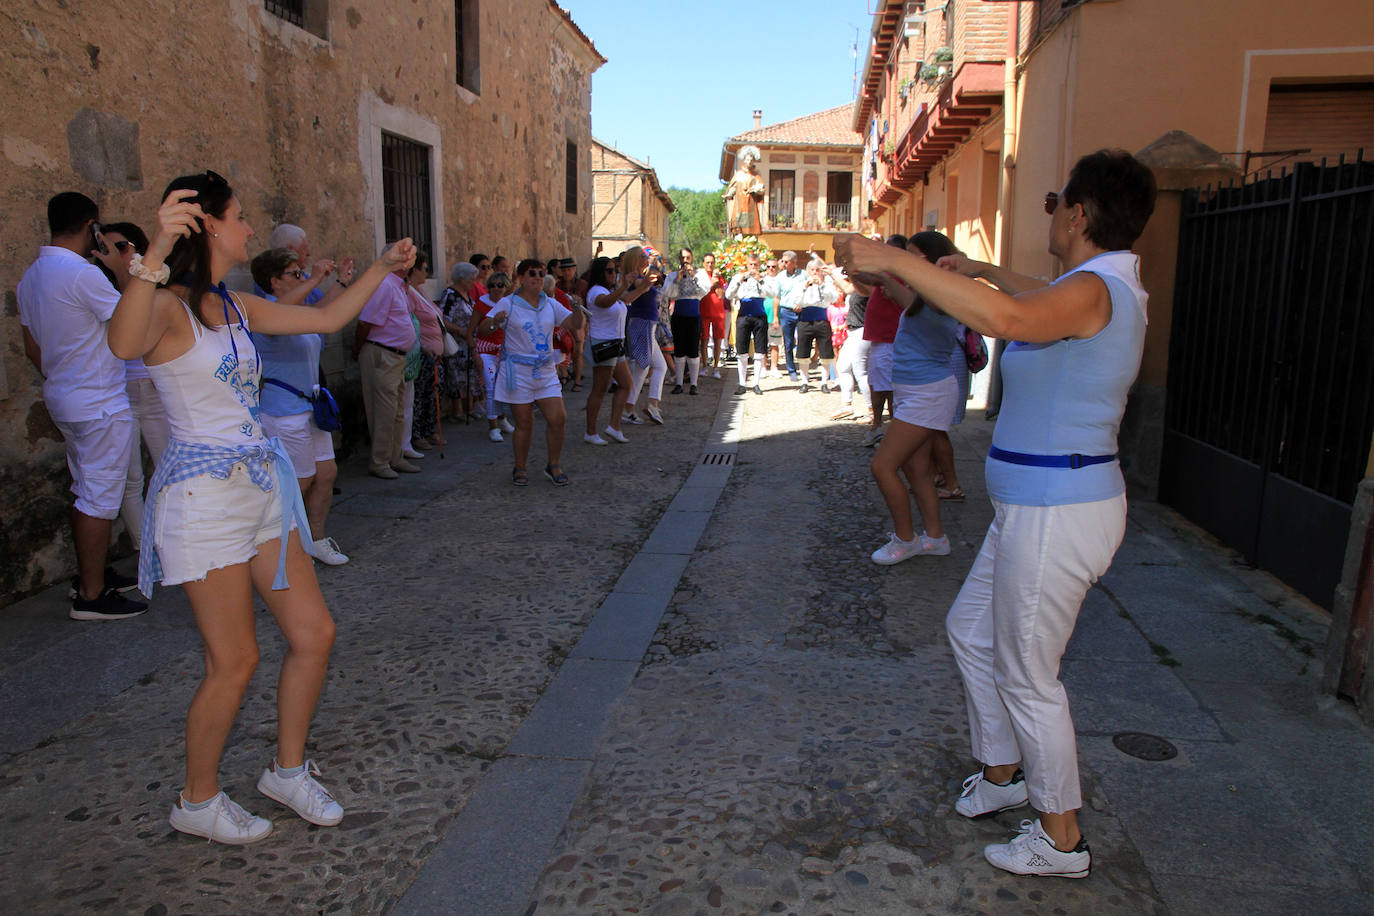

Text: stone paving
xmin=2 ymin=362 xmax=1372 ymax=915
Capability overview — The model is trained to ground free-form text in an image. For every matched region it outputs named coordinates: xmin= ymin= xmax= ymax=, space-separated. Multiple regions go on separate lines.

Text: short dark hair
xmin=884 ymin=233 xmax=908 ymax=249
xmin=1062 ymin=149 xmax=1157 ymax=251
xmin=516 ymin=257 xmax=543 ymax=277
xmin=251 ymin=247 xmax=300 ymax=293
xmin=48 ymin=192 xmax=99 ymax=237
xmin=100 ymin=221 xmax=148 ymax=255
xmin=546 ymin=258 xmax=560 ymax=274
xmin=469 ymin=252 xmax=490 ymax=267
xmin=908 ymin=231 xmax=957 ymax=264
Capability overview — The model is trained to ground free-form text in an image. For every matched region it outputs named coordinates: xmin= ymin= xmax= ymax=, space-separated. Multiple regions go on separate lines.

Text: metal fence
xmin=826 ymin=201 xmax=853 ymax=228
xmin=264 ymin=0 xmax=304 ymax=27
xmin=1162 ymin=153 xmax=1374 ymax=607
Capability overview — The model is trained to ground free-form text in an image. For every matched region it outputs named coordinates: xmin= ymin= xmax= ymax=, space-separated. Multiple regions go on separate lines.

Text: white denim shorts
xmin=262 ymin=411 xmax=334 ymax=478
xmin=867 ymin=342 xmax=894 ymax=391
xmin=54 ymin=411 xmax=138 ymax=519
xmin=495 ymin=364 xmax=562 ymax=405
xmin=892 ymin=376 xmax=959 ymax=431
xmin=152 ymin=463 xmax=295 ymax=586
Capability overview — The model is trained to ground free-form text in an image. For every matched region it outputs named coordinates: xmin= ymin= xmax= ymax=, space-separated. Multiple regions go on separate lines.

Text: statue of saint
xmin=724 ymin=145 xmax=766 ymax=236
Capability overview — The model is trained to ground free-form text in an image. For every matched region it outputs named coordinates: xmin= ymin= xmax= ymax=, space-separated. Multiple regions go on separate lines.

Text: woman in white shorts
xmin=250 ymin=247 xmax=350 ymax=566
xmin=864 ymin=231 xmax=961 ymax=566
xmin=108 ymin=170 xmax=415 ymax=845
xmin=474 ymin=258 xmax=580 ymax=486
xmin=582 ymin=255 xmax=649 ymax=445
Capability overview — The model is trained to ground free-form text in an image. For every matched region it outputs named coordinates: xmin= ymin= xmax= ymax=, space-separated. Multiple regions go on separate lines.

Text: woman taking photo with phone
xmin=108 ymin=171 xmax=414 ymax=844
xmin=834 ymin=149 xmax=1156 ymax=880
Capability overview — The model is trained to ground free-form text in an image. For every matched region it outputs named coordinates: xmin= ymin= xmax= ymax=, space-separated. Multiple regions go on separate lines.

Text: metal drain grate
xmin=700 ymin=452 xmax=735 ymax=466
xmin=1112 ymin=731 xmax=1178 ymax=761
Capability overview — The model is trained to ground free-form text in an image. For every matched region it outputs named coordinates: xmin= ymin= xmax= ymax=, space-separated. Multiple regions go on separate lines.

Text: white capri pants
xmin=479 ymin=352 xmax=503 ymax=419
xmin=836 ymin=334 xmax=871 ymax=406
xmin=945 ymin=493 xmax=1127 ymax=814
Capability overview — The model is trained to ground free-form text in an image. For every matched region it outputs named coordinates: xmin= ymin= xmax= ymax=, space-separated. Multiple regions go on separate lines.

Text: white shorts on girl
xmin=867 ymin=342 xmax=894 ymax=391
xmin=152 ymin=463 xmax=296 ymax=586
xmin=891 ymin=375 xmax=958 ymax=430
xmin=261 ymin=412 xmax=334 ymax=478
xmin=495 ymin=365 xmax=562 ymax=405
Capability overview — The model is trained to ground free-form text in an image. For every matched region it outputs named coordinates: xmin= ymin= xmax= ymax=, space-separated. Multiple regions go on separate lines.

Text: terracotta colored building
xmin=719 ymin=105 xmax=864 ymax=261
xmin=0 ymin=0 xmax=604 ymax=603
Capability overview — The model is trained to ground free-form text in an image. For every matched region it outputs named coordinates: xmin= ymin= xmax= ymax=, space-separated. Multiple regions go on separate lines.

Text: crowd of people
xmin=16 ymin=145 xmax=1156 ymax=883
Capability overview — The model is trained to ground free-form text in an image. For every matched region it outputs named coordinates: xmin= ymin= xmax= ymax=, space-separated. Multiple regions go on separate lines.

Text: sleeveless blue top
xmin=985 ymin=251 xmax=1148 ymax=507
xmin=891 ymin=304 xmax=959 ymax=386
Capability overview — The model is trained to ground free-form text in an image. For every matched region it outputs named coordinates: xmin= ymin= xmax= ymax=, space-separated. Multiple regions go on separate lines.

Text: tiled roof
xmin=727 ymin=103 xmax=862 ymax=148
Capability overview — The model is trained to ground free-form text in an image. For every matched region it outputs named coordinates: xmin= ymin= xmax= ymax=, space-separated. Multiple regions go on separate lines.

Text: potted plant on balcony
xmin=920 ymin=46 xmax=953 ymax=86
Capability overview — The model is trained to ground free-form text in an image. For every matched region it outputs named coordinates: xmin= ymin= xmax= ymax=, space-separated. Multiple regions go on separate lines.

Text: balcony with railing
xmin=768 ymin=201 xmax=796 ymax=230
xmin=826 ymin=201 xmax=854 ymax=229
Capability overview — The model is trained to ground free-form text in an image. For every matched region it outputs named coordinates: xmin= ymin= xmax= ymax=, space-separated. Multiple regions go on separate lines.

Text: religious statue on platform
xmin=724 ymin=145 xmax=766 ymax=235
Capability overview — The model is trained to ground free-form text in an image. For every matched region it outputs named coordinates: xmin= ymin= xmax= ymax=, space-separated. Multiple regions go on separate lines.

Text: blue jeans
xmin=780 ymin=311 xmax=799 ymax=375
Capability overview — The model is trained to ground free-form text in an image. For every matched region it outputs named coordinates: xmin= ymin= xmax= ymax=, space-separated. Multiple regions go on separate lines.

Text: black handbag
xmin=591 ymin=338 xmax=623 ymax=362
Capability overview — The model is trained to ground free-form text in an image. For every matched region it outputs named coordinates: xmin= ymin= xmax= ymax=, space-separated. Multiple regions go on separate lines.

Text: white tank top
xmin=146 ymin=296 xmax=266 ymax=447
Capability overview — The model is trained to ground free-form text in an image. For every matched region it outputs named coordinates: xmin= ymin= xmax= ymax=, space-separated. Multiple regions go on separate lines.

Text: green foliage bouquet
xmin=710 ymin=234 xmax=774 ymax=282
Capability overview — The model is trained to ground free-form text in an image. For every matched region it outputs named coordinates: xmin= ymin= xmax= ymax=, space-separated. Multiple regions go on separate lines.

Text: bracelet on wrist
xmin=128 ymin=253 xmax=171 ymax=285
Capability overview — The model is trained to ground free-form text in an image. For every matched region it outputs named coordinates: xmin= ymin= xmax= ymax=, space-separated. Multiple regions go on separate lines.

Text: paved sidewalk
xmin=1 ymin=368 xmax=1371 ymax=914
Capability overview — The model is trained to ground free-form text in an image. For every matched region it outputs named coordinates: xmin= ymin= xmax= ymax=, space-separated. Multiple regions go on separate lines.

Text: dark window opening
xmin=566 ymin=140 xmax=578 ymax=214
xmin=381 ymin=132 xmax=434 ymax=259
xmin=826 ymin=172 xmax=854 ymax=227
xmin=455 ymin=0 xmax=481 ymax=93
xmin=265 ymin=0 xmax=328 ymax=39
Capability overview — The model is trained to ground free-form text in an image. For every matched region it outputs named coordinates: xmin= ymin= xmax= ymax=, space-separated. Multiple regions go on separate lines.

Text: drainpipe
xmin=985 ymin=0 xmax=1021 ymax=420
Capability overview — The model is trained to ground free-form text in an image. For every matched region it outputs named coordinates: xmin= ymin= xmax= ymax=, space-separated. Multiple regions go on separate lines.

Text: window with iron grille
xmin=455 ymin=0 xmax=481 ymax=93
xmin=264 ymin=0 xmax=327 ymax=39
xmin=769 ymin=170 xmax=796 ymax=226
xmin=566 ymin=140 xmax=578 ymax=214
xmin=381 ymin=132 xmax=434 ymax=259
xmin=265 ymin=0 xmax=304 ymax=27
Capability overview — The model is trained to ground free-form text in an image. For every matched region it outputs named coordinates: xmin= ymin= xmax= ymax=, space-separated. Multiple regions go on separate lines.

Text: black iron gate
xmin=1161 ymin=155 xmax=1374 ymax=609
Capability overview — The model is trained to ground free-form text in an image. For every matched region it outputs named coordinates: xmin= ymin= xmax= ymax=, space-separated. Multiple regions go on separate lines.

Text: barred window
xmin=264 ymin=0 xmax=328 ymax=39
xmin=381 ymin=133 xmax=434 ymax=259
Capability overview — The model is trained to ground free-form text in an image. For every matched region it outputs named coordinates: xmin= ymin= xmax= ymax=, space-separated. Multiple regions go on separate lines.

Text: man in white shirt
xmin=18 ymin=192 xmax=148 ymax=621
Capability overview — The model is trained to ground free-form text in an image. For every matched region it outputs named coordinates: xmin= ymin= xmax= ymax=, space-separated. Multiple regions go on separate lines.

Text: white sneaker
xmin=984 ymin=819 xmax=1091 ymax=879
xmin=488 ymin=428 xmax=504 ymax=443
xmin=499 ymin=418 xmax=516 ymax=433
xmin=956 ymin=769 xmax=1029 ymax=818
xmin=401 ymin=446 xmax=425 ymax=460
xmin=862 ymin=427 xmax=886 ymax=447
xmin=871 ymin=531 xmax=950 ymax=565
xmin=584 ymin=432 xmax=608 ymax=446
xmin=645 ymin=405 xmax=664 ymax=425
xmin=602 ymin=426 xmax=629 ymax=444
xmin=312 ymin=537 xmax=350 ymax=566
xmin=257 ymin=759 xmax=344 ymax=826
xmin=712 ymin=369 xmax=722 ymax=379
xmin=169 ymin=791 xmax=272 ymax=844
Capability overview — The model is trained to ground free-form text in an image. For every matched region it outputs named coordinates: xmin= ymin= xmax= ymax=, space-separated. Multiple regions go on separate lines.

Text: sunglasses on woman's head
xmin=1044 ymin=191 xmax=1059 ymax=215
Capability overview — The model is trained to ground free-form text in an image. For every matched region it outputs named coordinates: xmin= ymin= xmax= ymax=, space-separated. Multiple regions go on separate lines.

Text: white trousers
xmin=629 ymin=341 xmax=667 ymax=404
xmin=945 ymin=494 xmax=1127 ymax=814
xmin=836 ymin=335 xmax=871 ymax=405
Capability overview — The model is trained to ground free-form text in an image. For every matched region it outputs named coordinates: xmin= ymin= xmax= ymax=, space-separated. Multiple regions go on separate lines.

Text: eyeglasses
xmin=489 ymin=281 xmax=509 ymax=288
xmin=281 ymin=268 xmax=304 ymax=280
xmin=477 ymin=264 xmax=491 ymax=271
xmin=524 ymin=270 xmax=546 ymax=278
xmin=113 ymin=240 xmax=135 ymax=254
xmin=1044 ymin=191 xmax=1060 ymax=215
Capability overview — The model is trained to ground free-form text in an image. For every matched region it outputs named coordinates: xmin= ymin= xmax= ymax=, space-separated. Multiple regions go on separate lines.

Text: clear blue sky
xmin=564 ymin=0 xmax=873 ymax=192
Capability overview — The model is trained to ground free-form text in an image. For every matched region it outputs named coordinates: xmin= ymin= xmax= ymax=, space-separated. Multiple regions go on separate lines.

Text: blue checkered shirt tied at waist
xmin=138 ymin=437 xmax=317 ymax=596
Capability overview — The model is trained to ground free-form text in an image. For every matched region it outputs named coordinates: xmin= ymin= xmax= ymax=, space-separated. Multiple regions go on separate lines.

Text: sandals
xmin=937 ymin=486 xmax=965 ymax=501
xmin=512 ymin=467 xmax=529 ymax=487
xmin=570 ymin=383 xmax=583 ymax=392
xmin=544 ymin=464 xmax=570 ymax=487
xmin=830 ymin=407 xmax=854 ymax=420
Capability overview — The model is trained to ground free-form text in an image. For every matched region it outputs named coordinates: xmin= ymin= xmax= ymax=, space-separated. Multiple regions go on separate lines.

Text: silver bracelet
xmin=128 ymin=253 xmax=170 ymax=285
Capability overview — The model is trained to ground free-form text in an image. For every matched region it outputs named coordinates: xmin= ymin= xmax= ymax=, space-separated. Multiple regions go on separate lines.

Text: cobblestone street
xmin=1 ymin=370 xmax=1370 ymax=915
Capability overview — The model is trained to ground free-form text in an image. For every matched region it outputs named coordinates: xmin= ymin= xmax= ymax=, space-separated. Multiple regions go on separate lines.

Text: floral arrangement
xmin=709 ymin=234 xmax=774 ymax=281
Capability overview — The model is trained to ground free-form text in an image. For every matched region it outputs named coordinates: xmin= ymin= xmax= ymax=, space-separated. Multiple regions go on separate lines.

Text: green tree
xmin=667 ymin=186 xmax=728 ymax=261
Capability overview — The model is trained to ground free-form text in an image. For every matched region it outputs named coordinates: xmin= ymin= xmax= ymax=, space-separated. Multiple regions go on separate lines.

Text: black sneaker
xmin=734 ymin=385 xmax=747 ymax=396
xmin=689 ymin=385 xmax=698 ymax=396
xmin=799 ymin=383 xmax=811 ymax=394
xmin=70 ymin=587 xmax=148 ymax=621
xmin=821 ymin=383 xmax=831 ymax=394
xmin=752 ymin=384 xmax=763 ymax=395
xmin=67 ymin=566 xmax=139 ymax=599
xmin=671 ymin=384 xmax=684 ymax=395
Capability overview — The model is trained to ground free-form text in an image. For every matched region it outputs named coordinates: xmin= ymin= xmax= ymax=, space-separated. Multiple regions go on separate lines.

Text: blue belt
xmin=738 ymin=297 xmax=766 ymax=318
xmin=988 ymin=445 xmax=1116 ymax=469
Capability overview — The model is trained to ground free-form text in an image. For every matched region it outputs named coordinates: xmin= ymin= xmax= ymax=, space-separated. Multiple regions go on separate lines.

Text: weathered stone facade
xmin=0 ymin=0 xmax=603 ymax=604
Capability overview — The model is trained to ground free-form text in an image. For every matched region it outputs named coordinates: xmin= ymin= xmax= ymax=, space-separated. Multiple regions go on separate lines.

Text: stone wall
xmin=0 ymin=0 xmax=601 ymax=605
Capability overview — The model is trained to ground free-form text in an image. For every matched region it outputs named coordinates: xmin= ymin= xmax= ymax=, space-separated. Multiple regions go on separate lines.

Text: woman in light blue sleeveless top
xmin=835 ymin=150 xmax=1157 ymax=880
